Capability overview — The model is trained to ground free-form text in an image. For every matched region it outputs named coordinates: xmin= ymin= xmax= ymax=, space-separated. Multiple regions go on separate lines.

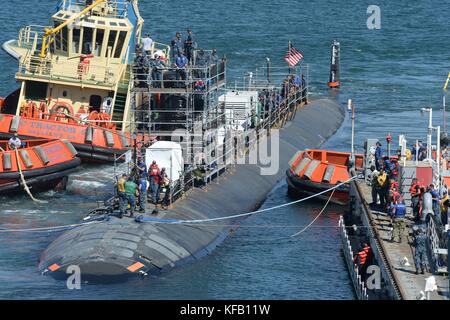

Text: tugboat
xmin=0 ymin=138 xmax=80 ymax=193
xmin=0 ymin=0 xmax=165 ymax=162
xmin=286 ymin=149 xmax=363 ymax=205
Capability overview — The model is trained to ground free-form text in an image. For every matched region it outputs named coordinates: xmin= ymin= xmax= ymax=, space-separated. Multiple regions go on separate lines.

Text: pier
xmin=342 ymin=171 xmax=450 ymax=300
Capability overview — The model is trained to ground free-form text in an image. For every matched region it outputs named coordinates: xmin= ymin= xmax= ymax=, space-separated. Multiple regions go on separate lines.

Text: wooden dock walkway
xmin=356 ymin=180 xmax=449 ymax=300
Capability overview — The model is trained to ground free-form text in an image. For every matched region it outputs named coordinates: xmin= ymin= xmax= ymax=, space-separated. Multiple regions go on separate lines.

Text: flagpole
xmin=288 ymin=41 xmax=292 ymax=74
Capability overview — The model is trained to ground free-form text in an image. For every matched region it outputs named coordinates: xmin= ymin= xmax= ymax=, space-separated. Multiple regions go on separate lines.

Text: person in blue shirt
xmin=390 ymin=202 xmax=406 ymax=243
xmin=429 ymin=184 xmax=440 ymax=216
xmin=413 ymin=228 xmax=429 ymax=274
xmin=150 ymin=54 xmax=166 ymax=88
xmin=138 ymin=177 xmax=148 ymax=212
xmin=375 ymin=141 xmax=383 ymax=171
xmin=175 ymin=52 xmax=188 ymax=84
xmin=136 ymin=158 xmax=148 ymax=179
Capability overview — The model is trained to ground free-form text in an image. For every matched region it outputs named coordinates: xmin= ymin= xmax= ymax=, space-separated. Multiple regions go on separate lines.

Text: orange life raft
xmin=0 ymin=139 xmax=81 ymax=193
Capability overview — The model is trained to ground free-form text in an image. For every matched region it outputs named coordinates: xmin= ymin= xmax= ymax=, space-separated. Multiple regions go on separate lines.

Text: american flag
xmin=284 ymin=45 xmax=303 ymax=67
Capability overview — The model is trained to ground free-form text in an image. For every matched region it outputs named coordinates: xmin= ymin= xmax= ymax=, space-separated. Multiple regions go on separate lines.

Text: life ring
xmin=49 ymin=102 xmax=75 ymax=123
xmin=99 ymin=112 xmax=116 ymax=130
xmin=88 ymin=111 xmax=101 ymax=126
xmin=89 ymin=111 xmax=116 ymax=130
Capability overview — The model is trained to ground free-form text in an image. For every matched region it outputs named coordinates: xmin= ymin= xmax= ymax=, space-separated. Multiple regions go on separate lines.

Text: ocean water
xmin=0 ymin=0 xmax=449 ymax=299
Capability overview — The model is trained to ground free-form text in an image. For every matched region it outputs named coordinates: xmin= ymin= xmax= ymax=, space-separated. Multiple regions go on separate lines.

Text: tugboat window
xmin=94 ymin=29 xmax=105 ymax=56
xmin=82 ymin=27 xmax=93 ymax=54
xmin=107 ymin=30 xmax=118 ymax=56
xmin=72 ymin=28 xmax=81 ymax=54
xmin=61 ymin=26 xmax=68 ymax=52
xmin=54 ymin=21 xmax=62 ymax=51
xmin=114 ymin=31 xmax=127 ymax=58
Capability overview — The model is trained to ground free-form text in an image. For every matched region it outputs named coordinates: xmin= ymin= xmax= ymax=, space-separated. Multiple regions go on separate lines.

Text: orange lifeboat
xmin=0 ymin=139 xmax=81 ymax=193
xmin=286 ymin=149 xmax=363 ymax=205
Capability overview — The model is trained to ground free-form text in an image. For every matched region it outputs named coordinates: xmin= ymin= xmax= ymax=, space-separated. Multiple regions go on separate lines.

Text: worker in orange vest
xmin=362 ymin=243 xmax=372 ymax=267
xmin=353 ymin=246 xmax=368 ymax=274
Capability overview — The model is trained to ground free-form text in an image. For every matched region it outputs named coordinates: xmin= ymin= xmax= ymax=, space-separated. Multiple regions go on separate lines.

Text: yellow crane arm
xmin=40 ymin=0 xmax=107 ymax=58
xmin=444 ymin=72 xmax=450 ymax=92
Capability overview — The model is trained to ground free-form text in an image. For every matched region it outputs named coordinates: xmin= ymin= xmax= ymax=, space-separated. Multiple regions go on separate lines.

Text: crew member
xmin=353 ymin=246 xmax=368 ymax=273
xmin=413 ymin=228 xmax=429 ymax=274
xmin=151 ymin=54 xmax=165 ymax=88
xmin=142 ymin=34 xmax=153 ymax=56
xmin=377 ymin=169 xmax=389 ymax=210
xmin=175 ymin=51 xmax=188 ymax=85
xmin=250 ymin=109 xmax=258 ymax=129
xmin=369 ymin=165 xmax=380 ymax=206
xmin=440 ymin=190 xmax=449 ymax=226
xmin=148 ymin=161 xmax=161 ymax=204
xmin=375 ymin=141 xmax=383 ymax=171
xmin=362 ymin=243 xmax=372 ymax=268
xmin=117 ymin=174 xmax=127 ymax=217
xmin=77 ymin=53 xmax=94 ymax=80
xmin=138 ymin=176 xmax=149 ymax=213
xmin=390 ymin=201 xmax=406 ymax=243
xmin=410 ymin=178 xmax=421 ymax=221
xmin=184 ymin=29 xmax=197 ymax=62
xmin=159 ymin=168 xmax=171 ymax=210
xmin=134 ymin=50 xmax=150 ymax=88
xmin=124 ymin=177 xmax=138 ymax=217
xmin=429 ymin=184 xmax=440 ymax=217
xmin=171 ymin=32 xmax=183 ymax=59
xmin=8 ymin=133 xmax=22 ymax=149
xmin=136 ymin=157 xmax=148 ymax=179
xmin=210 ymin=48 xmax=218 ymax=65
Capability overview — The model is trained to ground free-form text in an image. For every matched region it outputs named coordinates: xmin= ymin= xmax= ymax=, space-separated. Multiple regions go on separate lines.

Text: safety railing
xmin=17 ymin=25 xmax=49 ymax=51
xmin=426 ymin=215 xmax=448 ymax=274
xmin=339 ymin=216 xmax=369 ymax=300
xmin=18 ymin=54 xmax=120 ymax=87
xmin=132 ymin=61 xmax=226 ymax=92
xmin=57 ymin=0 xmax=130 ymax=18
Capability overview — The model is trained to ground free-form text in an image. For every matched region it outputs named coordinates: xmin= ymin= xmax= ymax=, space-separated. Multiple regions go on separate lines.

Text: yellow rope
xmin=14 ymin=147 xmax=47 ymax=204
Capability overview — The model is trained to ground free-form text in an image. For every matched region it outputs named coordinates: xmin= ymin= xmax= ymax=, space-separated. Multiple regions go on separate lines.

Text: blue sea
xmin=0 ymin=0 xmax=449 ymax=299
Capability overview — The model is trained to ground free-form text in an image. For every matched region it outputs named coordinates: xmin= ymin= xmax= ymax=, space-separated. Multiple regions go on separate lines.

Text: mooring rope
xmin=0 ymin=220 xmax=105 ymax=234
xmin=14 ymin=147 xmax=47 ymax=204
xmin=136 ymin=176 xmax=357 ymax=225
xmin=288 ymin=189 xmax=336 ymax=238
xmin=0 ymin=176 xmax=357 ymax=234
xmin=232 ymin=188 xmax=337 ymax=243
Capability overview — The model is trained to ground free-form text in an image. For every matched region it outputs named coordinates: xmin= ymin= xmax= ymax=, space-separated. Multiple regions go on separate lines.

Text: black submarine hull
xmin=39 ymin=98 xmax=345 ymax=282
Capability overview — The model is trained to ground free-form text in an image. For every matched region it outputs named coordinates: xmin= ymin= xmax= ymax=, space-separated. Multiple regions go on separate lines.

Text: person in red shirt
xmin=148 ymin=161 xmax=161 ymax=204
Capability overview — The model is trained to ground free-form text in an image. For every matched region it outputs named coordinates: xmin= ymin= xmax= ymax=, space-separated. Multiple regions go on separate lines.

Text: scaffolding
xmin=128 ymin=53 xmax=309 ymax=207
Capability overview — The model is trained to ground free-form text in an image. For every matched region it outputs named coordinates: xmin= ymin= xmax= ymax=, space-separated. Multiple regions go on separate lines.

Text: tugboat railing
xmin=57 ymin=0 xmax=130 ymax=18
xmin=339 ymin=215 xmax=369 ymax=300
xmin=17 ymin=25 xmax=49 ymax=49
xmin=18 ymin=54 xmax=119 ymax=87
